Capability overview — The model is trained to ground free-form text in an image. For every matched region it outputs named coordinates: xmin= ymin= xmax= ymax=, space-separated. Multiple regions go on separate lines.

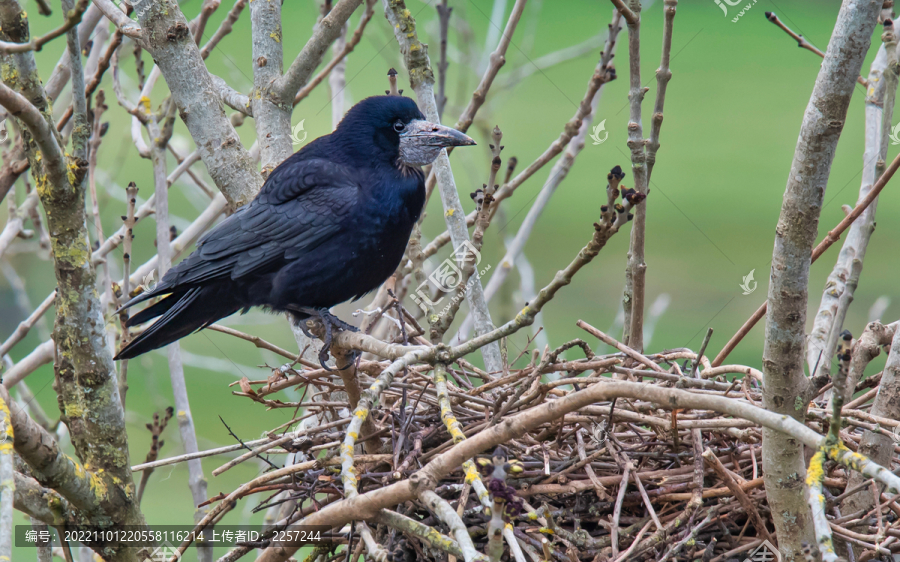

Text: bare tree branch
xmin=132 ymin=0 xmax=262 ymax=208
xmin=645 ymin=0 xmax=676 ymax=181
xmin=13 ymin=473 xmax=69 ymax=527
xmin=761 ymin=0 xmax=880 ymax=556
xmin=609 ymin=0 xmax=638 ymax=24
xmin=810 ymin=24 xmax=898 ymax=379
xmin=765 ymin=10 xmax=868 ymax=87
xmin=0 ymin=190 xmax=39 ymax=260
xmin=0 ymin=384 xmax=104 ymax=519
xmin=43 ymin=3 xmax=103 ymax=101
xmin=293 ymin=0 xmax=377 ymax=106
xmin=457 ymin=13 xmax=621 ymax=340
xmin=841 ymin=324 xmax=900 ymax=530
xmin=249 ymin=0 xmax=289 ymax=177
xmin=90 ymin=0 xmax=142 ymax=40
xmin=0 ymin=290 xmax=54 ymax=360
xmin=453 ymin=0 xmax=526 ymax=134
xmin=0 ymin=0 xmax=89 ymax=54
xmin=621 ymin=0 xmax=648 ymax=350
xmin=0 ymin=391 xmax=12 ymax=561
xmin=328 ymin=20 xmax=350 ymax=129
xmin=420 ymin=490 xmax=483 ymax=562
xmin=383 ymin=0 xmax=503 ymax=373
xmin=144 ymin=114 xmax=213 ymax=561
xmin=713 ymin=134 xmax=900 ymax=368
xmin=1 ymin=339 xmax=54 ymax=389
xmin=272 ymin=0 xmax=363 ymax=104
xmin=200 ymin=0 xmax=247 ymax=59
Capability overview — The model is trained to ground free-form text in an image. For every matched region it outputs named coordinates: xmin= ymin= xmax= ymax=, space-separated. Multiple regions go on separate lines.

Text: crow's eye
xmin=393 ymin=121 xmax=405 ymax=132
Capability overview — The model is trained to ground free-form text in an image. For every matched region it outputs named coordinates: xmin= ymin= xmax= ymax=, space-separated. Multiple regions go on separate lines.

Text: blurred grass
xmin=3 ymin=0 xmax=900 ymax=558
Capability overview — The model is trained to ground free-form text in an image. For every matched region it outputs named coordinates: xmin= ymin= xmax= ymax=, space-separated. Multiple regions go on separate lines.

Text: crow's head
xmin=335 ymin=96 xmax=475 ymax=168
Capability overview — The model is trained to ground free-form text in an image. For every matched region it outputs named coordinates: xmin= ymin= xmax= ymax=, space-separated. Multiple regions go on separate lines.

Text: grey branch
xmin=89 ymin=0 xmax=142 ymax=40
xmin=40 ymin=2 xmax=102 ymax=103
xmin=1 ymin=339 xmax=54 ymax=389
xmin=0 ymin=391 xmax=12 ymax=560
xmin=13 ymin=472 xmax=69 ymax=527
xmin=453 ymin=0 xmax=527 ymax=133
xmin=0 ymin=385 xmax=104 ymax=519
xmin=0 ymin=0 xmax=89 ymax=53
xmin=645 ymin=0 xmax=676 ymax=180
xmin=383 ymin=0 xmax=503 ymax=373
xmin=810 ymin=24 xmax=899 ymax=378
xmin=841 ymin=322 xmax=900 ymax=525
xmin=148 ymin=117 xmax=213 ymax=562
xmin=250 ymin=0 xmax=289 ymax=177
xmin=272 ymin=0 xmax=363 ymax=103
xmin=293 ymin=0 xmax=377 ymax=106
xmin=622 ymin=0 xmax=648 ymax=351
xmin=0 ymin=190 xmax=39 ymax=260
xmin=761 ymin=0 xmax=881 ymax=557
xmin=457 ymin=12 xmax=621 ymax=341
xmin=211 ymin=74 xmax=251 ymax=116
xmin=765 ymin=10 xmax=868 ymax=87
xmin=420 ymin=490 xmax=484 ymax=562
xmin=133 ymin=0 xmax=262 ymax=208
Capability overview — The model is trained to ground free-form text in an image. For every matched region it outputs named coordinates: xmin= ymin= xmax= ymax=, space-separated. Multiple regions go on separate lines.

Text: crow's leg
xmin=296 ymin=307 xmax=359 ymax=370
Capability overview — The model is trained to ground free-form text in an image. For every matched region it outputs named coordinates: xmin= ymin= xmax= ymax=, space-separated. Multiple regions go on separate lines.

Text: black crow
xmin=115 ymin=96 xmax=475 ymax=365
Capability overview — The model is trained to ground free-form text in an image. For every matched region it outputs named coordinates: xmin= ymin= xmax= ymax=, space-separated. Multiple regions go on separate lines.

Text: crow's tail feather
xmin=114 ymin=285 xmax=242 ymax=360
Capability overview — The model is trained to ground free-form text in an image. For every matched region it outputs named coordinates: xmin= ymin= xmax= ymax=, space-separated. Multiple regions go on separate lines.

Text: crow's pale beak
xmin=402 ymin=120 xmax=476 ymax=148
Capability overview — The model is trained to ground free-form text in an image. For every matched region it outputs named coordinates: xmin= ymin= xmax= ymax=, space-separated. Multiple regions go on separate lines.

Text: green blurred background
xmin=4 ymin=0 xmax=899 ymax=558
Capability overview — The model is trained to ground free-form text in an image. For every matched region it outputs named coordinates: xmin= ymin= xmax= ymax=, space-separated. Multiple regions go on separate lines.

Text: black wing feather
xmin=124 ymin=158 xmax=361 ymax=309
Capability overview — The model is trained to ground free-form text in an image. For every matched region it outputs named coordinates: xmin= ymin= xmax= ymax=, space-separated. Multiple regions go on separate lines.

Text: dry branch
xmin=0 ymin=4 xmax=145 ymax=554
xmin=713 ymin=120 xmax=900 ymax=368
xmin=0 ymin=391 xmax=12 ymax=560
xmin=761 ymin=0 xmax=880 ymax=556
xmin=382 ymin=0 xmax=502 ymax=373
xmin=457 ymin=14 xmax=621 ymax=341
xmin=132 ymin=0 xmax=262 ymax=208
xmin=765 ymin=11 xmax=868 ymax=87
xmin=810 ymin=22 xmax=898 ymax=380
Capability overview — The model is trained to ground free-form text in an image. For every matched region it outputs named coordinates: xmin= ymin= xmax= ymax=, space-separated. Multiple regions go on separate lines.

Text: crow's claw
xmin=338 ymin=349 xmax=362 ymax=370
xmin=297 ymin=322 xmax=315 ymax=340
xmin=297 ymin=307 xmax=358 ymax=371
xmin=318 ymin=349 xmax=332 ymax=371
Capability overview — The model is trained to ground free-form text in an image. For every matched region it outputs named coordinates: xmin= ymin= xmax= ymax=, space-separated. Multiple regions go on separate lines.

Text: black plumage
xmin=115 ymin=96 xmax=475 ymax=362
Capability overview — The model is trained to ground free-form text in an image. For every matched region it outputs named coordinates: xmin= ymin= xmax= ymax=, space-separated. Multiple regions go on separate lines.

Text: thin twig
xmin=765 ymin=11 xmax=867 ymax=87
